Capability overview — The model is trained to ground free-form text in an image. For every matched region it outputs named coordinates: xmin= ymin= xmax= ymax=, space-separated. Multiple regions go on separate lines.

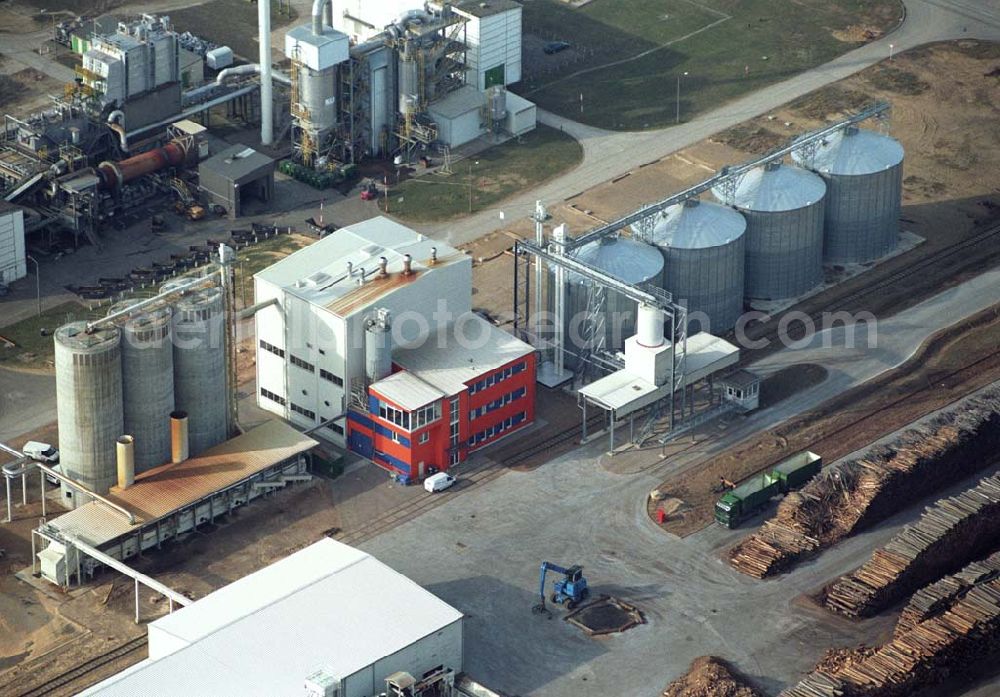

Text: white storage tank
xmin=163 ymin=281 xmax=228 ymax=455
xmin=644 ymin=198 xmax=746 ymax=334
xmin=791 ymin=125 xmax=904 ymax=263
xmin=712 ymin=162 xmax=826 ymax=302
xmin=109 ymin=302 xmax=175 ymax=472
xmin=54 ymin=322 xmax=124 ymax=504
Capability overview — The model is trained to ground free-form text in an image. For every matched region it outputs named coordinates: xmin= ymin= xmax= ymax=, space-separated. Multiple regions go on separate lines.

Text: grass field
xmin=379 ymin=125 xmax=583 ymax=223
xmin=0 ymin=302 xmax=89 ymax=370
xmin=519 ymin=0 xmax=902 ymax=130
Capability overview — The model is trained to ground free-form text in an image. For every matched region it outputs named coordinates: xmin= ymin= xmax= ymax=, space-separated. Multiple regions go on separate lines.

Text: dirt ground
xmin=661 ymin=656 xmax=764 ymax=697
xmin=648 ymin=304 xmax=1000 ymax=538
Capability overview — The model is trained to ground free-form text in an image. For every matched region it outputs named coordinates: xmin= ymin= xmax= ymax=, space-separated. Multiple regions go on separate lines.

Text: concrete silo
xmin=163 ymin=281 xmax=228 ymax=456
xmin=712 ymin=161 xmax=826 ymax=302
xmin=54 ymin=322 xmax=124 ymax=504
xmin=557 ymin=235 xmax=664 ymax=368
xmin=109 ymin=302 xmax=175 ymax=472
xmin=792 ymin=125 xmax=904 ymax=263
xmin=645 ymin=198 xmax=746 ymax=334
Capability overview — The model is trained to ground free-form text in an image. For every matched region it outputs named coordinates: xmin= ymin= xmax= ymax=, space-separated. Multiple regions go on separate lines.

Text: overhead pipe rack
xmin=565 ymin=101 xmax=891 ymax=251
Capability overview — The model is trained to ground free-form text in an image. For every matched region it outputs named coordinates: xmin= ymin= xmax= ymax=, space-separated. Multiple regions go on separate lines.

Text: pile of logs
xmin=896 ymin=550 xmax=1000 ymax=636
xmin=729 ymin=389 xmax=1000 ymax=579
xmin=780 ymin=576 xmax=1000 ymax=697
xmin=824 ymin=474 xmax=1000 ymax=617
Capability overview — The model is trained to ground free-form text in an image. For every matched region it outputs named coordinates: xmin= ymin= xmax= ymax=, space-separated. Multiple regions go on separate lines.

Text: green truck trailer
xmin=715 ymin=451 xmax=822 ymax=528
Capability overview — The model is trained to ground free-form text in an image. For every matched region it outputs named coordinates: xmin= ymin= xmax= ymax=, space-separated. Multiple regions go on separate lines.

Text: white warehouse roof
xmin=81 ymin=539 xmax=463 ymax=696
xmin=255 ymin=217 xmax=468 ymax=318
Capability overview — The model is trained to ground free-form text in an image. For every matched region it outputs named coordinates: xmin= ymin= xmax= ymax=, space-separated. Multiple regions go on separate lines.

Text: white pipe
xmin=311 ymin=0 xmax=328 ymax=35
xmin=259 ymin=0 xmax=273 ymax=145
xmin=107 ymin=110 xmax=128 ymax=152
xmin=214 ymin=64 xmax=290 ymax=87
xmin=61 ymin=534 xmax=191 ymax=617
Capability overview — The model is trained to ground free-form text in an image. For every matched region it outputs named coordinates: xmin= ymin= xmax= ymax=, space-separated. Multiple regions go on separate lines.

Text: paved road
xmin=417 ymin=0 xmax=1000 ymax=247
xmin=361 ymin=266 xmax=1000 ymax=697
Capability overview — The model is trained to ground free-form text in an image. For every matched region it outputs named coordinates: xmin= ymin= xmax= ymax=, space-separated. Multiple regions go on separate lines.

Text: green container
xmin=771 ymin=451 xmax=822 ymax=492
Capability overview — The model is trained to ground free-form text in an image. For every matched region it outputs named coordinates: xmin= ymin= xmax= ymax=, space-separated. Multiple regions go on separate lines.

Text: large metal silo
xmin=712 ymin=162 xmax=826 ymax=301
xmin=792 ymin=125 xmax=903 ymax=263
xmin=645 ymin=198 xmax=746 ymax=334
xmin=298 ymin=65 xmax=338 ymax=137
xmin=109 ymin=302 xmax=174 ymax=472
xmin=54 ymin=322 xmax=124 ymax=504
xmin=556 ymin=235 xmax=664 ymax=368
xmin=163 ymin=281 xmax=228 ymax=455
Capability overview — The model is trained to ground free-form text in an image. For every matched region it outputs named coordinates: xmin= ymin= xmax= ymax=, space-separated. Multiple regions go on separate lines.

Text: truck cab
xmin=714 ymin=493 xmax=741 ymax=528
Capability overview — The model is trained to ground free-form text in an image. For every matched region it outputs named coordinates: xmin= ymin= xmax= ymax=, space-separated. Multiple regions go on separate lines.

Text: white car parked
xmin=423 ymin=472 xmax=456 ymax=493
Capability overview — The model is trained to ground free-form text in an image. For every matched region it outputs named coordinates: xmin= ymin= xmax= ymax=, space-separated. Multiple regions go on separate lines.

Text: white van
xmin=23 ymin=441 xmax=59 ymax=463
xmin=423 ymin=472 xmax=456 ymax=493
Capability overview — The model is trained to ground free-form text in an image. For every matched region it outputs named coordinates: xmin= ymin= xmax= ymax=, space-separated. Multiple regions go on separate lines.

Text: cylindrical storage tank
xmin=299 ymin=65 xmax=337 ymax=136
xmin=171 ymin=410 xmax=190 ymax=464
xmin=791 ymin=126 xmax=903 ymax=263
xmin=712 ymin=162 xmax=826 ymax=301
xmin=116 ymin=435 xmax=135 ymax=489
xmin=54 ymin=322 xmax=124 ymax=504
xmin=556 ymin=235 xmax=664 ymax=368
xmin=365 ymin=310 xmax=392 ymax=382
xmin=163 ymin=281 xmax=228 ymax=455
xmin=398 ymin=45 xmax=419 ymax=110
xmin=636 ymin=303 xmax=664 ymax=347
xmin=644 ymin=198 xmax=746 ymax=334
xmin=109 ymin=302 xmax=174 ymax=472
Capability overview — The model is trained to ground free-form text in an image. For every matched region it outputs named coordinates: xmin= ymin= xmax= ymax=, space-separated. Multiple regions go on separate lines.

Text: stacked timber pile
xmin=729 ymin=388 xmax=1000 ymax=578
xmin=824 ymin=474 xmax=1000 ymax=617
xmin=780 ymin=576 xmax=1000 ymax=697
xmin=661 ymin=656 xmax=763 ymax=697
xmin=896 ymin=550 xmax=1000 ymax=636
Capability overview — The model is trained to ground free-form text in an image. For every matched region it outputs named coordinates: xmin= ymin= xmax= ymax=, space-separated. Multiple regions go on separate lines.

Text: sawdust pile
xmin=661 ymin=657 xmax=763 ymax=697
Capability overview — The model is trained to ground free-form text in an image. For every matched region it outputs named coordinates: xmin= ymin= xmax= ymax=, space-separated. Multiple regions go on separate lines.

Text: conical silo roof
xmin=568 ymin=234 xmax=663 ymax=284
xmin=648 ymin=198 xmax=746 ymax=250
xmin=792 ymin=126 xmax=904 ymax=176
xmin=712 ymin=161 xmax=826 ymax=213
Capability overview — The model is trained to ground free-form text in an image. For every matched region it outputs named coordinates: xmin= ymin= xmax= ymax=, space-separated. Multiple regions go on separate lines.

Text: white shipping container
xmin=206 ymin=46 xmax=233 ymax=70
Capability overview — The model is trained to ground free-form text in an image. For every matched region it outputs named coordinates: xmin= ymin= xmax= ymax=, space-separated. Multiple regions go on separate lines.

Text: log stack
xmin=780 ymin=576 xmax=1000 ymax=697
xmin=896 ymin=550 xmax=1000 ymax=636
xmin=824 ymin=474 xmax=1000 ymax=617
xmin=728 ymin=389 xmax=1000 ymax=578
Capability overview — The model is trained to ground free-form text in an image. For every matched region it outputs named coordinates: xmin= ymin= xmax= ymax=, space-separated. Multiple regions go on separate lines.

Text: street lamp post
xmin=468 ymin=160 xmax=479 ymax=214
xmin=676 ymin=71 xmax=689 ymax=124
xmin=26 ymin=255 xmax=40 ymax=316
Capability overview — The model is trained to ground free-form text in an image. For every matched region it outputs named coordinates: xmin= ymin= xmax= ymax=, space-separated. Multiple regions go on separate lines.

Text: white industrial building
xmin=0 ymin=203 xmax=26 ymax=285
xmin=453 ymin=0 xmax=522 ymax=90
xmin=253 ymin=217 xmax=472 ymax=446
xmin=80 ymin=538 xmax=465 ymax=697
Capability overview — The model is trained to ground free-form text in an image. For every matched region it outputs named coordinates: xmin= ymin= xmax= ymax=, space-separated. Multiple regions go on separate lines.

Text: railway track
xmin=14 ymin=636 xmax=147 ymax=697
xmin=741 ymin=221 xmax=1000 ymax=360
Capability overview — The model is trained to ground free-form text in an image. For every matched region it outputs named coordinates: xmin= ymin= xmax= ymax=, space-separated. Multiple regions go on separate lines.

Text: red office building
xmin=346 ymin=319 xmax=536 ymax=482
